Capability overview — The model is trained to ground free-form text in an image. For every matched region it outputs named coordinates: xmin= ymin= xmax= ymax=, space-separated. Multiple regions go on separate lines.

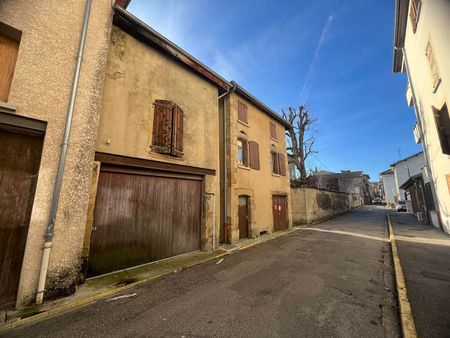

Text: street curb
xmin=0 ymin=226 xmax=299 ymax=333
xmin=386 ymin=211 xmax=418 ymax=338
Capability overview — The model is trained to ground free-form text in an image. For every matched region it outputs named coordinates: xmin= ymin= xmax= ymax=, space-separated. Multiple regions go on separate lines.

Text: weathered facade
xmin=83 ymin=8 xmax=227 ymax=277
xmin=393 ymin=0 xmax=450 ymax=232
xmin=0 ymin=0 xmax=114 ymax=309
xmin=221 ymin=84 xmax=292 ymax=243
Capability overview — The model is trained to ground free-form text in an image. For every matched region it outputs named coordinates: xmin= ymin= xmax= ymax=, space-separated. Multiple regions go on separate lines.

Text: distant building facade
xmin=380 ymin=169 xmax=397 ymax=206
xmin=393 ymin=0 xmax=450 ymax=232
xmin=390 ymin=152 xmax=426 ymax=201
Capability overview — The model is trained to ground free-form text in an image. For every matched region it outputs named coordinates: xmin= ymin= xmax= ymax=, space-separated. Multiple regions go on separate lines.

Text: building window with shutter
xmin=0 ymin=23 xmax=21 ymax=102
xmin=237 ymin=137 xmax=249 ymax=167
xmin=425 ymin=41 xmax=441 ymax=92
xmin=237 ymin=100 xmax=248 ymax=124
xmin=269 ymin=122 xmax=277 ymax=140
xmin=433 ymin=103 xmax=450 ymax=155
xmin=151 ymin=100 xmax=184 ymax=157
xmin=271 ymin=145 xmax=286 ymax=176
xmin=409 ymin=0 xmax=421 ymax=33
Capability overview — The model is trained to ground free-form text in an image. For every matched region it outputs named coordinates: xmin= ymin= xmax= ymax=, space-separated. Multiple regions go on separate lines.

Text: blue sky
xmin=128 ymin=0 xmax=422 ymax=181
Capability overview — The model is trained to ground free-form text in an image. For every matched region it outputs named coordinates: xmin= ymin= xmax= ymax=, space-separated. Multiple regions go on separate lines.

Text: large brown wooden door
xmin=0 ymin=125 xmax=43 ymax=310
xmin=272 ymin=195 xmax=288 ymax=231
xmin=87 ymin=167 xmax=203 ymax=277
xmin=238 ymin=196 xmax=249 ymax=239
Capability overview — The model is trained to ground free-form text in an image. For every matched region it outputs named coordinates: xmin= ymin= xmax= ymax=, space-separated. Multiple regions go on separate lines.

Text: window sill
xmin=237 ymin=119 xmax=250 ymax=128
xmin=0 ymin=101 xmax=16 ymax=113
xmin=270 ymin=137 xmax=278 ymax=142
xmin=238 ymin=164 xmax=251 ymax=171
xmin=432 ymin=79 xmax=442 ymax=93
xmin=272 ymin=173 xmax=281 ymax=177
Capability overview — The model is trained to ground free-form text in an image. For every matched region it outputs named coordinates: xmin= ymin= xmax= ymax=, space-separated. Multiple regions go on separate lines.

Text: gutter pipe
xmin=397 ymin=46 xmax=440 ymax=219
xmin=36 ymin=0 xmax=93 ymax=305
xmin=218 ymin=83 xmax=236 ymax=243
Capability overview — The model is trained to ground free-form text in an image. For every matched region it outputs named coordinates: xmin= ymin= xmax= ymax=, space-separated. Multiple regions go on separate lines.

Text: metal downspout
xmin=36 ymin=0 xmax=93 ymax=305
xmin=218 ymin=82 xmax=236 ymax=243
xmin=399 ymin=47 xmax=440 ymax=219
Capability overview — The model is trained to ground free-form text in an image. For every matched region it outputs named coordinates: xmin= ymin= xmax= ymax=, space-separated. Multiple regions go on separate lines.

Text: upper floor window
xmin=433 ymin=103 xmax=450 ymax=155
xmin=271 ymin=145 xmax=286 ymax=176
xmin=237 ymin=100 xmax=248 ymax=124
xmin=409 ymin=0 xmax=421 ymax=33
xmin=237 ymin=136 xmax=248 ymax=167
xmin=425 ymin=41 xmax=441 ymax=92
xmin=269 ymin=122 xmax=277 ymax=140
xmin=151 ymin=100 xmax=184 ymax=157
xmin=0 ymin=23 xmax=21 ymax=102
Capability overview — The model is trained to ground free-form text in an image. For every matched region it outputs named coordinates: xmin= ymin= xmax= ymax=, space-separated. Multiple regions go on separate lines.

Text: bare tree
xmin=282 ymin=105 xmax=317 ymax=180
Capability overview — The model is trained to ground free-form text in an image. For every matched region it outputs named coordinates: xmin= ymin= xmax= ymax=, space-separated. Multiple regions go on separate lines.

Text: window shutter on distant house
xmin=171 ymin=103 xmax=184 ymax=156
xmin=249 ymin=141 xmax=260 ymax=170
xmin=270 ymin=122 xmax=277 ymax=139
xmin=238 ymin=101 xmax=248 ymax=123
xmin=0 ymin=34 xmax=19 ymax=102
xmin=278 ymin=153 xmax=286 ymax=176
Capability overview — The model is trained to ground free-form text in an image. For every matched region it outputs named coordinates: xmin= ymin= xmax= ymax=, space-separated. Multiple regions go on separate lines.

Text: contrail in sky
xmin=299 ymin=14 xmax=334 ymax=102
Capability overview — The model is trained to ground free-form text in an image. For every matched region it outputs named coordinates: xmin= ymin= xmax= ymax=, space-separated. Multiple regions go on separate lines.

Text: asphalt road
xmin=3 ymin=207 xmax=400 ymax=338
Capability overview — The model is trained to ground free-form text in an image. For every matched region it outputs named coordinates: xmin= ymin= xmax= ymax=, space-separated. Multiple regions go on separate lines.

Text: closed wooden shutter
xmin=0 ymin=35 xmax=19 ymax=102
xmin=249 ymin=141 xmax=260 ymax=170
xmin=238 ymin=101 xmax=248 ymax=123
xmin=171 ymin=103 xmax=184 ymax=157
xmin=151 ymin=100 xmax=173 ymax=154
xmin=269 ymin=122 xmax=277 ymax=139
xmin=278 ymin=153 xmax=286 ymax=176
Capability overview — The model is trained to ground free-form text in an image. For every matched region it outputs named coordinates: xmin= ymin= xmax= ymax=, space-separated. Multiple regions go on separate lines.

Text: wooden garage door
xmin=87 ymin=167 xmax=202 ymax=277
xmin=0 ymin=125 xmax=44 ymax=310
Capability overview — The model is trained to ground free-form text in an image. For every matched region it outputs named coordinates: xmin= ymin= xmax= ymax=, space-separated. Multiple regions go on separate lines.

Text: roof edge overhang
xmin=231 ymin=81 xmax=293 ymax=130
xmin=112 ymin=6 xmax=230 ymax=91
xmin=389 ymin=151 xmax=423 ymax=167
xmin=393 ymin=0 xmax=409 ymax=73
xmin=399 ymin=173 xmax=423 ymax=190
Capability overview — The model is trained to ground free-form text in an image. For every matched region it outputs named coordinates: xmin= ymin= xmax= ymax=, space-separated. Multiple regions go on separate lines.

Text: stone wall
xmin=291 ymin=188 xmax=356 ymax=225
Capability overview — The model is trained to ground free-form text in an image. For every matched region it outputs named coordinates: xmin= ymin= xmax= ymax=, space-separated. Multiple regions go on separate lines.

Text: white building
xmin=393 ymin=0 xmax=450 ymax=232
xmin=390 ymin=152 xmax=426 ymax=201
xmin=380 ymin=169 xmax=397 ymax=206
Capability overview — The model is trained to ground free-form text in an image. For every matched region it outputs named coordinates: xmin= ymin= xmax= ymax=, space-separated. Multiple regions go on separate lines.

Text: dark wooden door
xmin=272 ymin=195 xmax=288 ymax=231
xmin=0 ymin=125 xmax=43 ymax=310
xmin=88 ymin=167 xmax=202 ymax=277
xmin=238 ymin=196 xmax=249 ymax=239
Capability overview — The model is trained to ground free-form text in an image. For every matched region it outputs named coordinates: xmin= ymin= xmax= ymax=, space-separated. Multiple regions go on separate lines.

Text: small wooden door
xmin=238 ymin=196 xmax=249 ymax=239
xmin=272 ymin=195 xmax=288 ymax=231
xmin=0 ymin=125 xmax=44 ymax=310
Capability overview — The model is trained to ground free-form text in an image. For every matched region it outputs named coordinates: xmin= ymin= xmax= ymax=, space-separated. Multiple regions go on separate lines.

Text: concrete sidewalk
xmin=388 ymin=211 xmax=450 ymax=338
xmin=1 ymin=226 xmax=298 ymax=331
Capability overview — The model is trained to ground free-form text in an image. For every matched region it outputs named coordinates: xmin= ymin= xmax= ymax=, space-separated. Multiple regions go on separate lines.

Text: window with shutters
xmin=409 ymin=0 xmax=421 ymax=33
xmin=237 ymin=137 xmax=249 ymax=167
xmin=271 ymin=145 xmax=286 ymax=176
xmin=269 ymin=122 xmax=277 ymax=140
xmin=249 ymin=141 xmax=260 ymax=170
xmin=0 ymin=23 xmax=21 ymax=102
xmin=237 ymin=100 xmax=248 ymax=124
xmin=433 ymin=103 xmax=450 ymax=155
xmin=151 ymin=100 xmax=184 ymax=157
xmin=425 ymin=41 xmax=441 ymax=92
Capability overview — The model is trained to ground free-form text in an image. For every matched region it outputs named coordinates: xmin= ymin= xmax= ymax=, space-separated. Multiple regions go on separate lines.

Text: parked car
xmin=396 ymin=200 xmax=407 ymax=212
xmin=372 ymin=197 xmax=382 ymax=204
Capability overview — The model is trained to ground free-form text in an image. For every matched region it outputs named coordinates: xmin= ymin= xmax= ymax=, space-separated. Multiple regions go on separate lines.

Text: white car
xmin=396 ymin=200 xmax=407 ymax=212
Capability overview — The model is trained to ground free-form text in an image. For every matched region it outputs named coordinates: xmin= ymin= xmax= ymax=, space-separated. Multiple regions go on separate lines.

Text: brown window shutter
xmin=249 ymin=141 xmax=260 ymax=170
xmin=0 ymin=34 xmax=19 ymax=102
xmin=270 ymin=122 xmax=277 ymax=139
xmin=278 ymin=153 xmax=286 ymax=176
xmin=238 ymin=101 xmax=248 ymax=123
xmin=171 ymin=103 xmax=184 ymax=157
xmin=151 ymin=100 xmax=173 ymax=154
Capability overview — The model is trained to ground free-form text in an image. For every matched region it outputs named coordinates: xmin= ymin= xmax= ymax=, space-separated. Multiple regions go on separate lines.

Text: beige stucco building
xmin=221 ymin=84 xmax=292 ymax=243
xmin=0 ymin=0 xmax=115 ymax=309
xmin=393 ymin=0 xmax=450 ymax=232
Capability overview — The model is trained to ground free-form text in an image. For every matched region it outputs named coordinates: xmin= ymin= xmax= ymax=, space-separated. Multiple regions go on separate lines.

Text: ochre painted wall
xmin=226 ymin=92 xmax=292 ymax=242
xmin=0 ymin=0 xmax=113 ymax=306
xmin=97 ymin=26 xmax=221 ymax=250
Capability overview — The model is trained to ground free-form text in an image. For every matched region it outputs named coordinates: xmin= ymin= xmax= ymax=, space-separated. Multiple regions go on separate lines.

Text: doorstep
xmin=1 ymin=226 xmax=300 ymax=331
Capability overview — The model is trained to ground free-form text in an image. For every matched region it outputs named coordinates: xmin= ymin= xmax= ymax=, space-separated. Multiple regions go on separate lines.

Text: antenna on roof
xmin=397 ymin=147 xmax=402 ymax=161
